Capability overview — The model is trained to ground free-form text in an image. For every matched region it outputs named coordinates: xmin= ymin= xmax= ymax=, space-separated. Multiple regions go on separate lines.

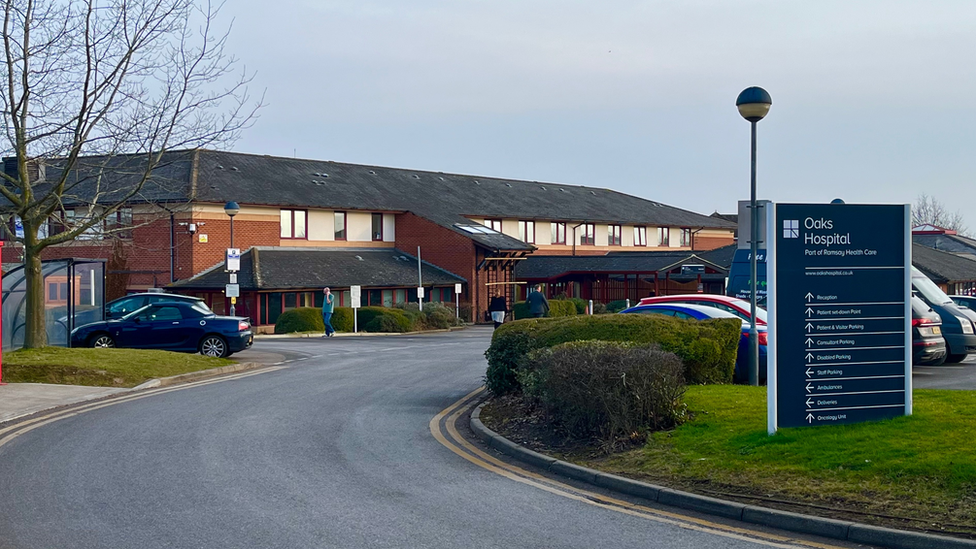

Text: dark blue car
xmin=71 ymin=301 xmax=253 ymax=358
xmin=620 ymin=302 xmax=767 ymax=383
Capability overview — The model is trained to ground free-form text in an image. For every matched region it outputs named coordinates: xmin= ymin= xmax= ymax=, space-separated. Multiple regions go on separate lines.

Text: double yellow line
xmin=0 ymin=367 xmax=284 ymax=451
xmin=430 ymin=387 xmax=848 ymax=549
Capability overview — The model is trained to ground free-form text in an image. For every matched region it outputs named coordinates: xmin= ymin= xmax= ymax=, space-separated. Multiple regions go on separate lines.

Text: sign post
xmin=454 ymin=283 xmax=462 ymax=319
xmin=226 ymin=248 xmax=240 ymax=316
xmin=767 ymin=203 xmax=911 ymax=433
xmin=350 ymin=285 xmax=361 ymax=333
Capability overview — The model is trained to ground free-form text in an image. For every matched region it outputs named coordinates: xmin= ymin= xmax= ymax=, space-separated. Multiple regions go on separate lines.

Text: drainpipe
xmin=571 ymin=222 xmax=584 ymax=256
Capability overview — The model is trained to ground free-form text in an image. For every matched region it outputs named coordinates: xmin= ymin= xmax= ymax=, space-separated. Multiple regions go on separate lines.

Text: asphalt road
xmin=913 ymin=354 xmax=976 ymax=390
xmin=0 ymin=328 xmax=878 ymax=549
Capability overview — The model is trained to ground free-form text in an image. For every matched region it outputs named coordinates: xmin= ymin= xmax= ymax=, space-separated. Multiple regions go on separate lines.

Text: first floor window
xmin=372 ymin=213 xmax=383 ymax=241
xmin=334 ymin=211 xmax=346 ymax=240
xmin=608 ymin=224 xmax=621 ymax=246
xmin=581 ymin=223 xmax=595 ymax=245
xmin=281 ymin=209 xmax=307 ymax=239
xmin=634 ymin=226 xmax=647 ymax=246
xmin=518 ymin=220 xmax=535 ymax=243
xmin=657 ymin=227 xmax=670 ymax=246
xmin=550 ymin=222 xmax=566 ymax=244
xmin=105 ymin=207 xmax=133 ymax=239
xmin=483 ymin=218 xmax=502 ymax=232
xmin=680 ymin=228 xmax=692 ymax=247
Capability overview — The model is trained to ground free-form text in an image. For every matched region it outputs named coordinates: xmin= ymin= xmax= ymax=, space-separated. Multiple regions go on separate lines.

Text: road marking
xmin=430 ymin=389 xmax=847 ymax=549
xmin=0 ymin=367 xmax=286 ymax=451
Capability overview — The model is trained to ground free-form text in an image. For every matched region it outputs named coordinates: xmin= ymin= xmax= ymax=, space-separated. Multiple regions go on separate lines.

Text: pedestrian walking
xmin=488 ymin=295 xmax=507 ymax=329
xmin=525 ymin=284 xmax=550 ymax=318
xmin=322 ymin=287 xmax=336 ymax=337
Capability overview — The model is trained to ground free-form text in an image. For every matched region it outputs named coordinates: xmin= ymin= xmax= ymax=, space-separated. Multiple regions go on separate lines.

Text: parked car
xmin=620 ymin=302 xmax=766 ymax=383
xmin=912 ymin=268 xmax=976 ymax=363
xmin=104 ymin=292 xmax=208 ymax=320
xmin=71 ymin=301 xmax=252 ymax=358
xmin=637 ymin=294 xmax=768 ymax=325
xmin=949 ymin=294 xmax=976 ymax=311
xmin=912 ymin=296 xmax=947 ymax=366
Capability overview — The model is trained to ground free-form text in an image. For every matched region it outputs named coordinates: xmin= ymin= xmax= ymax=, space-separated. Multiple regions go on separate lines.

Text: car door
xmin=116 ymin=307 xmax=156 ymax=348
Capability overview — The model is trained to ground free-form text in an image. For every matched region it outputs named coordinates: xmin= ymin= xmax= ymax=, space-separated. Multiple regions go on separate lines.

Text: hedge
xmin=512 ymin=299 xmax=578 ymax=320
xmin=484 ymin=314 xmax=740 ymax=393
xmin=518 ymin=341 xmax=686 ymax=441
xmin=357 ymin=306 xmax=413 ymax=333
xmin=274 ymin=307 xmax=324 ymax=334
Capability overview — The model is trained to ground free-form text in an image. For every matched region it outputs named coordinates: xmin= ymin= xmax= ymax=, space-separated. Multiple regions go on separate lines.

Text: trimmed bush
xmin=331 ymin=307 xmax=354 ymax=332
xmin=606 ymin=300 xmax=630 ymax=313
xmin=513 ymin=299 xmax=577 ymax=320
xmin=484 ymin=314 xmax=739 ymax=394
xmin=567 ymin=297 xmax=587 ymax=314
xmin=518 ymin=341 xmax=686 ymax=442
xmin=275 ymin=307 xmax=324 ymax=334
xmin=356 ymin=307 xmax=413 ymax=333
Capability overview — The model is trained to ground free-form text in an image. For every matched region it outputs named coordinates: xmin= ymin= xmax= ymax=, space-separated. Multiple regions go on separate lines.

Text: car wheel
xmin=200 ymin=335 xmax=228 ymax=358
xmin=944 ymin=353 xmax=968 ymax=364
xmin=89 ymin=333 xmax=115 ymax=348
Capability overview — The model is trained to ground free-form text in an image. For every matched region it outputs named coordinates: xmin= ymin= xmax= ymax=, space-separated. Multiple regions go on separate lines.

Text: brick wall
xmin=693 ymin=234 xmax=735 ymax=251
xmin=394 ymin=213 xmax=477 ymax=321
xmin=186 ymin=216 xmax=280 ymax=275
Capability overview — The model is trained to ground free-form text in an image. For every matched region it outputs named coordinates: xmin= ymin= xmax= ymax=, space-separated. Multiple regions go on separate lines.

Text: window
xmin=483 ymin=219 xmax=502 ymax=232
xmin=280 ymin=209 xmax=307 ymax=239
xmin=372 ymin=213 xmax=383 ymax=241
xmin=151 ymin=306 xmax=183 ymax=321
xmin=580 ymin=223 xmax=595 ymax=245
xmin=334 ymin=211 xmax=346 ymax=240
xmin=518 ymin=220 xmax=535 ymax=243
xmin=634 ymin=226 xmax=647 ymax=247
xmin=608 ymin=224 xmax=621 ymax=246
xmin=104 ymin=207 xmax=133 ymax=239
xmin=680 ymin=228 xmax=692 ymax=247
xmin=550 ymin=222 xmax=566 ymax=244
xmin=48 ymin=283 xmax=58 ymax=301
xmin=657 ymin=227 xmax=670 ymax=246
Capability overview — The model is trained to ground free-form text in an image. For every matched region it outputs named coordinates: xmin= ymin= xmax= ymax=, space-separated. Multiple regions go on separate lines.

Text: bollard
xmin=626 ymin=298 xmax=630 ymax=309
xmin=588 ymin=299 xmax=593 ymax=315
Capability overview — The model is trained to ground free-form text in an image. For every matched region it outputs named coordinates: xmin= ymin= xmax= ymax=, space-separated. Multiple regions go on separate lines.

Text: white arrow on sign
xmin=805 ymin=307 xmax=814 ymax=316
xmin=805 ymin=353 xmax=814 ymax=362
xmin=806 ymin=398 xmax=814 ymax=407
xmin=805 ymin=338 xmax=814 ymax=346
xmin=805 ymin=292 xmax=814 ymax=301
xmin=806 ymin=383 xmax=814 ymax=393
xmin=806 ymin=413 xmax=815 ymax=423
xmin=806 ymin=323 xmax=814 ymax=332
xmin=806 ymin=367 xmax=814 ymax=377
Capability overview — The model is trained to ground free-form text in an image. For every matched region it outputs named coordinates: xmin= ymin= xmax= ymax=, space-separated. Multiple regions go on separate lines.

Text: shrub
xmin=567 ymin=297 xmax=587 ymax=314
xmin=358 ymin=307 xmax=414 ymax=333
xmin=275 ymin=307 xmax=324 ymax=334
xmin=423 ymin=303 xmax=458 ymax=329
xmin=606 ymin=300 xmax=630 ymax=313
xmin=331 ymin=307 xmax=354 ymax=332
xmin=484 ymin=314 xmax=739 ymax=394
xmin=592 ymin=302 xmax=608 ymax=314
xmin=513 ymin=299 xmax=577 ymax=320
xmin=518 ymin=341 xmax=686 ymax=442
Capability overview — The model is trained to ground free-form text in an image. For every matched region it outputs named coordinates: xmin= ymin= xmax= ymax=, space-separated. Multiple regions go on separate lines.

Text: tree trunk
xmin=23 ymin=248 xmax=48 ymax=348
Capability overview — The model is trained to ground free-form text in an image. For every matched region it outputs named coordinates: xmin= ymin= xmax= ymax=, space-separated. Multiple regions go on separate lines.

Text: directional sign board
xmin=767 ymin=203 xmax=911 ymax=433
xmin=350 ymin=285 xmax=361 ymax=309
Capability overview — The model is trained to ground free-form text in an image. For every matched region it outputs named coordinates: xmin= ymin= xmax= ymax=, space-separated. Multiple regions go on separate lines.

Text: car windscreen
xmin=912 ymin=275 xmax=953 ymax=306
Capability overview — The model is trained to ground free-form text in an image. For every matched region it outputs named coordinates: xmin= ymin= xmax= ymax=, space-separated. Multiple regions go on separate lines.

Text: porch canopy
xmin=514 ymin=252 xmax=728 ymax=303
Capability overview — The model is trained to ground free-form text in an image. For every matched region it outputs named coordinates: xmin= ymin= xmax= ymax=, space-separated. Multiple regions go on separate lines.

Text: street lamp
xmin=224 ymin=201 xmax=240 ymax=316
xmin=736 ymin=86 xmax=772 ymax=387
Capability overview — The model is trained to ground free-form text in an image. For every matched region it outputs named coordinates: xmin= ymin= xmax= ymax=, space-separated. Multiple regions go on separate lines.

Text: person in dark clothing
xmin=525 ymin=284 xmax=550 ymax=318
xmin=488 ymin=295 xmax=507 ymax=329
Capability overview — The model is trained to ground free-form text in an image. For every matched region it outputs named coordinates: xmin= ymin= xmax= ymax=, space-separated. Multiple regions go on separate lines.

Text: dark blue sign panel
xmin=768 ymin=204 xmax=911 ymax=432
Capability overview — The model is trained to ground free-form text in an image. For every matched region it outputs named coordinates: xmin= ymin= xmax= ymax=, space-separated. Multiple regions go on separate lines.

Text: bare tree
xmin=1 ymin=0 xmax=258 ymax=347
xmin=913 ymin=194 xmax=969 ymax=236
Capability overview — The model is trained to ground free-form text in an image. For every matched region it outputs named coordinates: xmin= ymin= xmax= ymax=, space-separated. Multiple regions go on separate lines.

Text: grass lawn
xmin=574 ymin=385 xmax=976 ymax=535
xmin=1 ymin=347 xmax=235 ymax=388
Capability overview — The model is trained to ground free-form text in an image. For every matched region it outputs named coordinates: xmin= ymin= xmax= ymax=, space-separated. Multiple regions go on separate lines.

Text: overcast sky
xmin=220 ymin=1 xmax=976 ymax=230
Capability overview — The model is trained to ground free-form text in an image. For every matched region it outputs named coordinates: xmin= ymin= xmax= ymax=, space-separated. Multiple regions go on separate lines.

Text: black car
xmin=105 ymin=292 xmax=208 ymax=320
xmin=912 ymin=268 xmax=976 ymax=364
xmin=71 ymin=301 xmax=252 ymax=358
xmin=912 ymin=296 xmax=947 ymax=366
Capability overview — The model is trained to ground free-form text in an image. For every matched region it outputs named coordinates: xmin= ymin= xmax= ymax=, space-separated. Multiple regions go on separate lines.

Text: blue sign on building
xmin=767 ymin=203 xmax=911 ymax=433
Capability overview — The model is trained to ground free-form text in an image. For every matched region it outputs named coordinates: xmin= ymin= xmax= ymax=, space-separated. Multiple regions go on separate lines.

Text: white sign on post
xmin=225 ymin=283 xmax=240 ymax=298
xmin=350 ymin=285 xmax=361 ymax=309
xmin=226 ymin=248 xmax=241 ymax=272
xmin=454 ymin=283 xmax=462 ymax=294
xmin=417 ymin=287 xmax=425 ymax=299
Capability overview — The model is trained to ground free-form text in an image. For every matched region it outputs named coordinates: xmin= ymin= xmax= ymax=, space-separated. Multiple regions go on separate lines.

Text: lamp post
xmin=736 ymin=86 xmax=772 ymax=387
xmin=224 ymin=201 xmax=240 ymax=316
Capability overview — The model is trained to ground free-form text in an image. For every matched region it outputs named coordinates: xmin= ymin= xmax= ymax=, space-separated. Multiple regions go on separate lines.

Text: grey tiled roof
xmin=912 ymin=243 xmax=976 ymax=284
xmin=913 ymin=234 xmax=976 ymax=260
xmin=168 ymin=247 xmax=465 ymax=290
xmin=515 ymin=252 xmax=728 ymax=280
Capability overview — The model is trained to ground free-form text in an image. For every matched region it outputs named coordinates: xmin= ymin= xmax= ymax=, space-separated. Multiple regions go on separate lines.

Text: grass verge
xmin=482 ymin=385 xmax=976 ymax=538
xmin=2 ymin=347 xmax=235 ymax=388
